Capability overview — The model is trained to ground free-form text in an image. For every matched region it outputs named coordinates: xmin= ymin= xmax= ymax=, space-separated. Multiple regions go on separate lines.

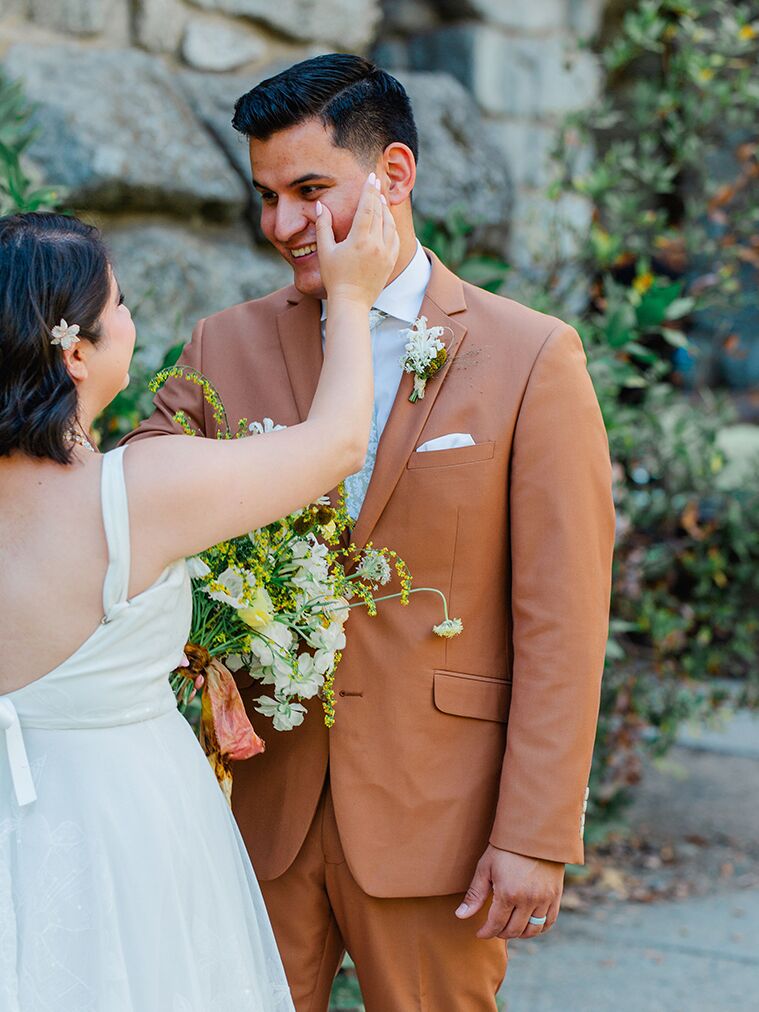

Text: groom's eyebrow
xmin=252 ymin=173 xmax=336 ymax=191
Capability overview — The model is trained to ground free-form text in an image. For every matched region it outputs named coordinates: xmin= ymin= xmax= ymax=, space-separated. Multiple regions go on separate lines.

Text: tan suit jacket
xmin=124 ymin=250 xmax=615 ymax=898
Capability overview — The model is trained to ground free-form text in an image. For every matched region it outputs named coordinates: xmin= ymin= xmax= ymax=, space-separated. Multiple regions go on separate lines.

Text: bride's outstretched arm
xmin=125 ymin=176 xmax=398 ymax=568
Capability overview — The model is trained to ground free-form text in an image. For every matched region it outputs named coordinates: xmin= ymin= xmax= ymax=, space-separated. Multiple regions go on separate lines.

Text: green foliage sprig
xmin=553 ymin=0 xmax=759 ymax=378
xmin=0 ymin=69 xmax=61 ymax=214
xmin=548 ymin=0 xmax=759 ymax=819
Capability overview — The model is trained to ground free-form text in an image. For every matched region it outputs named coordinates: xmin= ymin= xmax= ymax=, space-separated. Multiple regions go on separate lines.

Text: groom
xmin=125 ymin=54 xmax=614 ymax=1010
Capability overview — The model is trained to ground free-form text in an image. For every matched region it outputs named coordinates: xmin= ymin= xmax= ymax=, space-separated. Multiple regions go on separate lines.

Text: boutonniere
xmin=400 ymin=316 xmax=449 ymax=403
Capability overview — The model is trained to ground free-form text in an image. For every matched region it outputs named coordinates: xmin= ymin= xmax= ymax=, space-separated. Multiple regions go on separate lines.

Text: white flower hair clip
xmin=50 ymin=319 xmax=81 ymax=351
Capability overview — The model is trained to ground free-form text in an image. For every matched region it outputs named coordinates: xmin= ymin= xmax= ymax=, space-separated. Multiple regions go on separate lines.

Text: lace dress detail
xmin=0 ymin=448 xmax=294 ymax=1012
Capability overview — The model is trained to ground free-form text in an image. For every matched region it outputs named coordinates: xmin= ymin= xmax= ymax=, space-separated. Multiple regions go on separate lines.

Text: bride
xmin=0 ymin=175 xmax=397 ymax=1011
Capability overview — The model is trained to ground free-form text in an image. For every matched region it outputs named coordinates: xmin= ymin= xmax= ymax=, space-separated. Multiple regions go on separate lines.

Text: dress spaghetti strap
xmin=100 ymin=447 xmax=131 ymax=619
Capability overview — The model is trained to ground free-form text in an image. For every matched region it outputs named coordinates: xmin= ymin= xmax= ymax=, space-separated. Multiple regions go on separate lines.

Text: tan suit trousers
xmin=259 ymin=782 xmax=507 ymax=1011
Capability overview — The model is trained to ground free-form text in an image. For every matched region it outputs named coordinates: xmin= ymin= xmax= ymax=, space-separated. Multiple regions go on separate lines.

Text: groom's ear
xmin=381 ymin=142 xmax=416 ymax=206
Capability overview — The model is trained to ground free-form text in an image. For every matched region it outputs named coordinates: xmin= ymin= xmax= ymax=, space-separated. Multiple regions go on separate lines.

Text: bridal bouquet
xmin=151 ymin=366 xmax=462 ymax=801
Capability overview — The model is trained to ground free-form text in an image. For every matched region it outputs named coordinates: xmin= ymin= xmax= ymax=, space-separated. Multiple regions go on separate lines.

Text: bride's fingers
xmin=314 ymin=200 xmax=335 ymax=255
xmin=380 ymin=199 xmax=398 ymax=256
xmin=349 ymin=174 xmax=381 ymax=240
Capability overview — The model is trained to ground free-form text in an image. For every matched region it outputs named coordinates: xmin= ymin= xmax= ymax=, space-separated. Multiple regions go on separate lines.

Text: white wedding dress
xmin=0 ymin=448 xmax=294 ymax=1012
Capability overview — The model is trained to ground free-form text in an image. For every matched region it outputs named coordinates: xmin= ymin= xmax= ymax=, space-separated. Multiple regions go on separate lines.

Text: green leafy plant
xmin=553 ymin=0 xmax=759 ymax=382
xmin=593 ymin=383 xmax=759 ymax=815
xmin=547 ymin=0 xmax=759 ymax=820
xmin=0 ymin=69 xmax=61 ymax=214
xmin=415 ymin=204 xmax=510 ymax=293
xmin=329 ymin=956 xmax=363 ymax=1010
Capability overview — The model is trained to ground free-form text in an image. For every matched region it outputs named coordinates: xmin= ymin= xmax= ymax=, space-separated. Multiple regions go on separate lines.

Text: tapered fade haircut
xmin=232 ymin=54 xmax=419 ymax=166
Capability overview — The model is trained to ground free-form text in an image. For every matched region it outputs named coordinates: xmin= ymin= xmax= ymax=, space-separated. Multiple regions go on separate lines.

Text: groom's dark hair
xmin=232 ymin=54 xmax=419 ymax=165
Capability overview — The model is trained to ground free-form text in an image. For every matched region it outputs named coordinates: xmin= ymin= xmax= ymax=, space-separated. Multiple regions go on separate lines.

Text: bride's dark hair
xmin=0 ymin=212 xmax=111 ymax=464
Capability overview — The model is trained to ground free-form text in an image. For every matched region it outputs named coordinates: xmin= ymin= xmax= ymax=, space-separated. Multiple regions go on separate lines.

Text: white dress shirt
xmin=321 ymin=240 xmax=432 ymax=440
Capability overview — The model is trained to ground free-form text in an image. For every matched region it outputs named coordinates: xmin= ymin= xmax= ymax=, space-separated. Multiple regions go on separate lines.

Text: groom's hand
xmin=455 ymin=846 xmax=564 ymax=940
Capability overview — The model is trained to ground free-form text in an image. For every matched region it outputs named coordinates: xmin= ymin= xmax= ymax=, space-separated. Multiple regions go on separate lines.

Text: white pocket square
xmin=416 ymin=433 xmax=476 ymax=453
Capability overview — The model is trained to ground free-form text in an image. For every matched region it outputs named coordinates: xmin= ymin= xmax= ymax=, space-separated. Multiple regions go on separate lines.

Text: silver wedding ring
xmin=528 ymin=915 xmax=547 ymax=926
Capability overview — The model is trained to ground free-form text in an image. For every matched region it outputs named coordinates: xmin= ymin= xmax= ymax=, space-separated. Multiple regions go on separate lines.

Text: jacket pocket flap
xmin=433 ymin=670 xmax=511 ymax=722
xmin=407 ymin=440 xmax=495 ymax=469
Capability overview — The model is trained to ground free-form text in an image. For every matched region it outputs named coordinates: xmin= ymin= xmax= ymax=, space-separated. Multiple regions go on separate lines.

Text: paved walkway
xmin=500 ymin=887 xmax=759 ymax=1011
xmin=500 ymin=709 xmax=759 ymax=1012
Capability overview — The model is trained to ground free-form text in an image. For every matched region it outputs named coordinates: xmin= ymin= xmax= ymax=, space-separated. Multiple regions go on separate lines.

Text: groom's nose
xmin=273 ymin=200 xmax=312 ymax=244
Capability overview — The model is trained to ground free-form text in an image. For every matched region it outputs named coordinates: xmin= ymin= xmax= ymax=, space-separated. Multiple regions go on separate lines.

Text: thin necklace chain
xmin=70 ymin=430 xmax=98 ymax=454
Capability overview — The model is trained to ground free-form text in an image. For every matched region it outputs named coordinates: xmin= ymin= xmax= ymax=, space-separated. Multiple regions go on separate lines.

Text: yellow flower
xmin=321 ymin=520 xmax=337 ymax=540
xmin=239 ymin=587 xmax=274 ymax=630
xmin=633 ymin=271 xmax=654 ymax=295
xmin=739 ymin=24 xmax=756 ymax=40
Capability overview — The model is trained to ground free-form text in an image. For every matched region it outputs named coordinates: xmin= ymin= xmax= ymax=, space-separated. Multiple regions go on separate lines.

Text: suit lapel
xmin=276 ymin=290 xmax=323 ymax=423
xmin=351 ymin=253 xmax=468 ymax=552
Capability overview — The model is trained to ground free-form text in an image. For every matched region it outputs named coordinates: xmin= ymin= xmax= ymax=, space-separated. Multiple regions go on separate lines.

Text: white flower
xmin=225 ymin=653 xmax=245 ymax=673
xmin=292 ymin=536 xmax=329 ymax=566
xmin=205 ymin=566 xmax=248 ymax=608
xmin=433 ymin=617 xmax=464 ymax=638
xmin=290 ymin=536 xmax=330 ymax=590
xmin=313 ymin=649 xmax=336 ymax=676
xmin=254 ymin=693 xmax=307 ymax=732
xmin=323 ymin=596 xmax=351 ymax=626
xmin=356 ymin=549 xmax=392 ymax=587
xmin=186 ymin=556 xmax=211 ymax=580
xmin=307 ymin=621 xmax=346 ymax=654
xmin=249 ymin=417 xmax=287 ymax=435
xmin=50 ymin=319 xmax=81 ymax=351
xmin=401 ymin=317 xmax=445 ymax=369
xmin=249 ymin=620 xmax=294 ymax=670
xmin=256 ymin=664 xmax=293 ymax=696
xmin=291 ymin=653 xmax=325 ymax=698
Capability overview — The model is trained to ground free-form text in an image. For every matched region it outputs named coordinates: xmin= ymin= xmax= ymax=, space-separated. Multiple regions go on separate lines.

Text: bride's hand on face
xmin=315 ymin=173 xmax=400 ymax=309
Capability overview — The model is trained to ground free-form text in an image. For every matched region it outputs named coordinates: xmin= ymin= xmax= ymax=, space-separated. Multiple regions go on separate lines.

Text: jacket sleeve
xmin=489 ymin=323 xmax=615 ymax=865
xmin=120 ymin=318 xmax=209 ymax=445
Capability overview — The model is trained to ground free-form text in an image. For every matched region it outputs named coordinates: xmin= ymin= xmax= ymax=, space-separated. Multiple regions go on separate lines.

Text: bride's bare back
xmin=0 ymin=455 xmax=111 ymax=692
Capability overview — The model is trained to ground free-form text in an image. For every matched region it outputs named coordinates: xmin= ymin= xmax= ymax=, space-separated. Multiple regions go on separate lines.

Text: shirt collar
xmin=320 ymin=240 xmax=431 ymax=324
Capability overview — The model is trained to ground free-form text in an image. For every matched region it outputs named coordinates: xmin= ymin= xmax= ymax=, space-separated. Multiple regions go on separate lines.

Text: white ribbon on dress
xmin=0 ymin=697 xmax=37 ymax=807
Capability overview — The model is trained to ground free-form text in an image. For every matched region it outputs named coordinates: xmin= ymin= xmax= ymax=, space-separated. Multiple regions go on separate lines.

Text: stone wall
xmin=0 ymin=0 xmax=605 ymax=361
xmin=374 ymin=0 xmax=606 ymax=273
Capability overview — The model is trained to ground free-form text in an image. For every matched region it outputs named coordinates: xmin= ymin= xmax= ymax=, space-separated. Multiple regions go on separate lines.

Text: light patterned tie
xmin=344 ymin=308 xmax=388 ymax=521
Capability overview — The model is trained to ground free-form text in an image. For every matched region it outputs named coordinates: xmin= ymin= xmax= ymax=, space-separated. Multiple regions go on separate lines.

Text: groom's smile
xmin=249 ymin=118 xmax=380 ymax=299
